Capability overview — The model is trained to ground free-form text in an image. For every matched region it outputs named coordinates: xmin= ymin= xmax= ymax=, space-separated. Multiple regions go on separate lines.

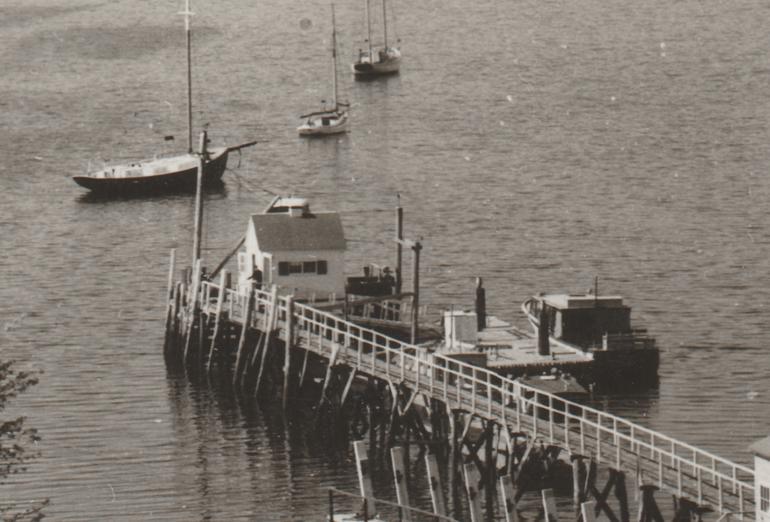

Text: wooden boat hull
xmin=73 ymin=148 xmax=229 ymax=195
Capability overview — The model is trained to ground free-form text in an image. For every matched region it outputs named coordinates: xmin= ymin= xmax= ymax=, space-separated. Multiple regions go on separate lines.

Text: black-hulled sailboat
xmin=73 ymin=0 xmax=255 ymax=195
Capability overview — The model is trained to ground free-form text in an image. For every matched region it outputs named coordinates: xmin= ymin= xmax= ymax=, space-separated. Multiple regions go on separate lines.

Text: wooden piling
xmin=183 ymin=259 xmax=202 ymax=364
xmin=463 ymin=463 xmax=483 ymax=522
xmin=637 ymin=485 xmax=664 ymax=522
xmin=391 ymin=447 xmax=413 ymax=521
xmin=166 ymin=248 xmax=176 ymax=307
xmin=410 ymin=241 xmax=421 ymax=344
xmin=487 ymin=421 xmax=499 ymax=522
xmin=581 ymin=501 xmax=597 ymax=522
xmin=353 ymin=440 xmax=376 ymax=520
xmin=163 ymin=276 xmax=178 ymax=357
xmin=572 ymin=454 xmax=587 ymax=504
xmin=499 ymin=475 xmax=517 ymax=522
xmin=425 ymin=453 xmax=447 ymax=517
xmin=254 ymin=286 xmax=278 ymax=396
xmin=282 ymin=295 xmax=294 ymax=410
xmin=615 ymin=470 xmax=630 ymax=522
xmin=233 ymin=285 xmax=255 ymax=385
xmin=542 ymin=488 xmax=558 ymax=522
xmin=206 ymin=270 xmax=227 ymax=373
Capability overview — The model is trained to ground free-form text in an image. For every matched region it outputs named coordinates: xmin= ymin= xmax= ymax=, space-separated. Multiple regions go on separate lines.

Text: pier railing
xmin=197 ymin=282 xmax=756 ymax=518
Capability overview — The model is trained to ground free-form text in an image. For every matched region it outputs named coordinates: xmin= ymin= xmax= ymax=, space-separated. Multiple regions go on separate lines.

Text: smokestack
xmin=475 ymin=277 xmax=486 ymax=331
xmin=538 ymin=305 xmax=550 ymax=356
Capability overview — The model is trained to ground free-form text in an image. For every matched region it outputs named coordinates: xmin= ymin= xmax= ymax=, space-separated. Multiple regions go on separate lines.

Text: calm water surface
xmin=2 ymin=0 xmax=770 ymax=519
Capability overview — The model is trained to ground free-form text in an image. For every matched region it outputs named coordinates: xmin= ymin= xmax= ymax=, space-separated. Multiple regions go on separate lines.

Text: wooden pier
xmin=164 ymin=259 xmax=756 ymax=521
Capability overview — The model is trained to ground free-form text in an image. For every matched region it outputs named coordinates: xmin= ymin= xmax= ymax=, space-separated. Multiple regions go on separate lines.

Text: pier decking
xmin=182 ymin=278 xmax=755 ymax=519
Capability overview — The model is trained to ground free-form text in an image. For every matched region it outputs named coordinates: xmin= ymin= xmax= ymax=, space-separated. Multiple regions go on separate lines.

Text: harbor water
xmin=1 ymin=0 xmax=770 ymax=519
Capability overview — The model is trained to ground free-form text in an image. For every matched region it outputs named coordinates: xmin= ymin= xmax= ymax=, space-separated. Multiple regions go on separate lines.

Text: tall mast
xmin=181 ymin=0 xmax=194 ymax=154
xmin=365 ymin=0 xmax=372 ymax=61
xmin=382 ymin=0 xmax=388 ymax=49
xmin=331 ymin=4 xmax=339 ymax=110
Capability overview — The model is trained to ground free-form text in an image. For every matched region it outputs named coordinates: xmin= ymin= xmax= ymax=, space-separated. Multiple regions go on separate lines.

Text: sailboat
xmin=352 ymin=0 xmax=401 ymax=77
xmin=73 ymin=0 xmax=256 ymax=195
xmin=298 ymin=5 xmax=350 ymax=136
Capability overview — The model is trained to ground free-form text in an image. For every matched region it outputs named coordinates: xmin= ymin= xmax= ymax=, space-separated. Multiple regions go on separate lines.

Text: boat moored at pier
xmin=522 ymin=291 xmax=659 ymax=387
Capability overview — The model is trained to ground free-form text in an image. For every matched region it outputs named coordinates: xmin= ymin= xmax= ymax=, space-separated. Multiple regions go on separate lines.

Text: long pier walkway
xmin=179 ymin=278 xmax=755 ymax=519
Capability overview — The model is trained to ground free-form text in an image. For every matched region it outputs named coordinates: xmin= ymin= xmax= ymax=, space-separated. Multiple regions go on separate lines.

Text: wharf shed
xmin=237 ymin=199 xmax=347 ymax=300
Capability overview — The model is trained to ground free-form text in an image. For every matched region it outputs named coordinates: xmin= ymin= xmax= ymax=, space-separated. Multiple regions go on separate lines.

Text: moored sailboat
xmin=352 ymin=0 xmax=401 ymax=78
xmin=298 ymin=4 xmax=349 ymax=136
xmin=73 ymin=0 xmax=256 ymax=195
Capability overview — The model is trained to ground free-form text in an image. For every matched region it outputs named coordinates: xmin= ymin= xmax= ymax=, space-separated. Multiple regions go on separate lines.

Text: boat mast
xmin=382 ymin=0 xmax=388 ymax=50
xmin=181 ymin=0 xmax=194 ymax=154
xmin=332 ymin=4 xmax=339 ymax=111
xmin=365 ymin=0 xmax=372 ymax=61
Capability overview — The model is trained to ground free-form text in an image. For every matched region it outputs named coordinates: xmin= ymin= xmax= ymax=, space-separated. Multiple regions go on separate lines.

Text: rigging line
xmin=227 ymin=170 xmax=280 ymax=197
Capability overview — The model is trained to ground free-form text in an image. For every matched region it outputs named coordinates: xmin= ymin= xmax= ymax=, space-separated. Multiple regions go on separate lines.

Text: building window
xmin=761 ymin=485 xmax=769 ymax=512
xmin=277 ymin=260 xmax=328 ymax=276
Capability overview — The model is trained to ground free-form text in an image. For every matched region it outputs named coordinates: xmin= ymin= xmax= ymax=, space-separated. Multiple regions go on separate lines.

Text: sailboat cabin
xmin=237 ymin=198 xmax=347 ymax=300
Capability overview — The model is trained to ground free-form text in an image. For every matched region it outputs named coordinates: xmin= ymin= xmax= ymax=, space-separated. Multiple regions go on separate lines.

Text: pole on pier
xmin=192 ymin=130 xmax=208 ymax=265
xmin=463 ymin=463 xmax=483 ymax=522
xmin=425 ymin=453 xmax=447 ymax=517
xmin=282 ymin=295 xmax=294 ymax=410
xmin=353 ymin=440 xmax=376 ymax=519
xmin=391 ymin=447 xmax=413 ymax=521
xmin=410 ymin=241 xmax=421 ymax=344
xmin=499 ymin=475 xmax=517 ymax=522
xmin=395 ymin=198 xmax=403 ymax=294
xmin=542 ymin=488 xmax=558 ymax=522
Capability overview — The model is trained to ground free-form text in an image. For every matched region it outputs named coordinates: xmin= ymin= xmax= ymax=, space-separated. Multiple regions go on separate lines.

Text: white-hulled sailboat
xmin=298 ymin=5 xmax=349 ymax=137
xmin=352 ymin=0 xmax=401 ymax=78
xmin=73 ymin=0 xmax=256 ymax=195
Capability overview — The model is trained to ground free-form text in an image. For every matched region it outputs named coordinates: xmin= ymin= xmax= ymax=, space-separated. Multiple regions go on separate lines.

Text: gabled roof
xmin=250 ymin=212 xmax=346 ymax=252
xmin=750 ymin=435 xmax=770 ymax=459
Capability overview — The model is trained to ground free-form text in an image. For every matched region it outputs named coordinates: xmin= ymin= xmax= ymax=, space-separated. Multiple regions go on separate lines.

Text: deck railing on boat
xmin=195 ymin=281 xmax=756 ymax=518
